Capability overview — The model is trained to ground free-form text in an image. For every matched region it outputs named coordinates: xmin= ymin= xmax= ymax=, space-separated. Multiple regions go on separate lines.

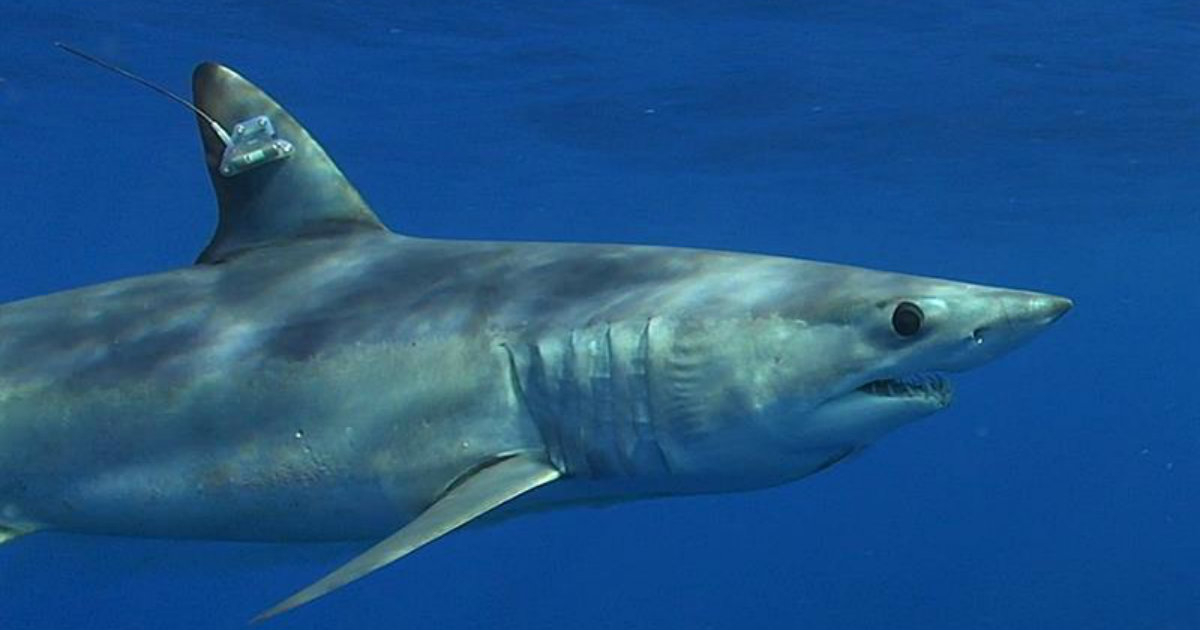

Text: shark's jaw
xmin=855 ymin=372 xmax=954 ymax=407
xmin=790 ymin=372 xmax=955 ymax=452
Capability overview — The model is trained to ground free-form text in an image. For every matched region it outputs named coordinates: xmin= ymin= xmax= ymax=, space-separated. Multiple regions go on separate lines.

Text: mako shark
xmin=0 ymin=59 xmax=1071 ymax=621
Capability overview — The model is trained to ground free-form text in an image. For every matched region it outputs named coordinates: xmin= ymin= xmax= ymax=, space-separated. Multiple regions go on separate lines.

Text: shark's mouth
xmin=857 ymin=373 xmax=953 ymax=405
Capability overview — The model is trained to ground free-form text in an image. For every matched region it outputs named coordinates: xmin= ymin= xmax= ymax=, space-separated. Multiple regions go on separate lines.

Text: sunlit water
xmin=0 ymin=2 xmax=1196 ymax=628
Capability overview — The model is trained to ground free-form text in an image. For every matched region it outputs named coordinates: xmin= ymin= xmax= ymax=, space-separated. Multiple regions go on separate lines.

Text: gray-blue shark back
xmin=0 ymin=61 xmax=1072 ymax=620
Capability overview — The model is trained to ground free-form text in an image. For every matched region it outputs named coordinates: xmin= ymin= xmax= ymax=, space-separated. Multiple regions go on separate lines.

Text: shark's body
xmin=0 ymin=61 xmax=1071 ymax=618
xmin=0 ymin=235 xmax=915 ymax=541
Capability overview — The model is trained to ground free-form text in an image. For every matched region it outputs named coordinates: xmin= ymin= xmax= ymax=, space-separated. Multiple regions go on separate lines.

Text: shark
xmin=0 ymin=60 xmax=1072 ymax=621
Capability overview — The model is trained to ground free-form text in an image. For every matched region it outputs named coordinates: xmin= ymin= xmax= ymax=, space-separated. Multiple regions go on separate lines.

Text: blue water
xmin=1 ymin=2 xmax=1196 ymax=628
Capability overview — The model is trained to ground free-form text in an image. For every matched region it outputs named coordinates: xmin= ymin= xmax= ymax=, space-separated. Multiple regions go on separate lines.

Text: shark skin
xmin=0 ymin=62 xmax=1072 ymax=619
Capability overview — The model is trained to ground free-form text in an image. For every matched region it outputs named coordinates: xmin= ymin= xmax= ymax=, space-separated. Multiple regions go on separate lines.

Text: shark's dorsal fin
xmin=192 ymin=63 xmax=388 ymax=264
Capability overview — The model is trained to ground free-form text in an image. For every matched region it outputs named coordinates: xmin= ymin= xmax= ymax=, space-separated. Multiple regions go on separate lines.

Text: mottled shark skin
xmin=0 ymin=63 xmax=1072 ymax=620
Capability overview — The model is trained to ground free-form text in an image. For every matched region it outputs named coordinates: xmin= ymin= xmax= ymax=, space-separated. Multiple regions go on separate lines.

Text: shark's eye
xmin=891 ymin=301 xmax=924 ymax=337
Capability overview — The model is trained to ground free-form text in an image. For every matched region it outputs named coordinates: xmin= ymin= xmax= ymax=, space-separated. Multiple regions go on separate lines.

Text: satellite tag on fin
xmin=218 ymin=115 xmax=294 ymax=176
xmin=191 ymin=62 xmax=388 ymax=263
xmin=253 ymin=453 xmax=561 ymax=622
xmin=53 ymin=43 xmax=291 ymax=176
xmin=54 ymin=43 xmax=388 ymax=264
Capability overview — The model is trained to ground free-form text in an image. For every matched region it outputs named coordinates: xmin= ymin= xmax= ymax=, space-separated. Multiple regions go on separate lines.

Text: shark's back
xmin=0 ymin=232 xmax=838 ymax=386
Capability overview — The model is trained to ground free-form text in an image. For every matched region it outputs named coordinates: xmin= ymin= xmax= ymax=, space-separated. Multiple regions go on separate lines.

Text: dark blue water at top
xmin=0 ymin=2 xmax=1196 ymax=628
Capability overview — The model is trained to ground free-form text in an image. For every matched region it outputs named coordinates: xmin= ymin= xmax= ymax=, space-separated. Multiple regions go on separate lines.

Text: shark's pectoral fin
xmin=253 ymin=453 xmax=561 ymax=622
xmin=0 ymin=525 xmax=33 ymax=545
xmin=191 ymin=63 xmax=390 ymax=264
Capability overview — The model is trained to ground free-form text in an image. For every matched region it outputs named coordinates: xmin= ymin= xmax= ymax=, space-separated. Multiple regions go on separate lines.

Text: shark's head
xmin=650 ymin=261 xmax=1072 ymax=491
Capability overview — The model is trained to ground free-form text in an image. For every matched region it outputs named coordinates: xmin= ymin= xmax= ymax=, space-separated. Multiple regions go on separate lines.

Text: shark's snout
xmin=944 ymin=289 xmax=1073 ymax=373
xmin=1040 ymin=295 xmax=1073 ymax=325
xmin=1001 ymin=292 xmax=1073 ymax=329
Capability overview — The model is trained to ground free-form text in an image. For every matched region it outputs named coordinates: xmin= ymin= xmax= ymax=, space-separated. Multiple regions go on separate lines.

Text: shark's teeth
xmin=858 ymin=373 xmax=953 ymax=403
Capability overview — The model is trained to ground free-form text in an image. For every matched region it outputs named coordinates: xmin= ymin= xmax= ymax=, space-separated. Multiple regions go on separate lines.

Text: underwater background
xmin=0 ymin=1 xmax=1195 ymax=628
